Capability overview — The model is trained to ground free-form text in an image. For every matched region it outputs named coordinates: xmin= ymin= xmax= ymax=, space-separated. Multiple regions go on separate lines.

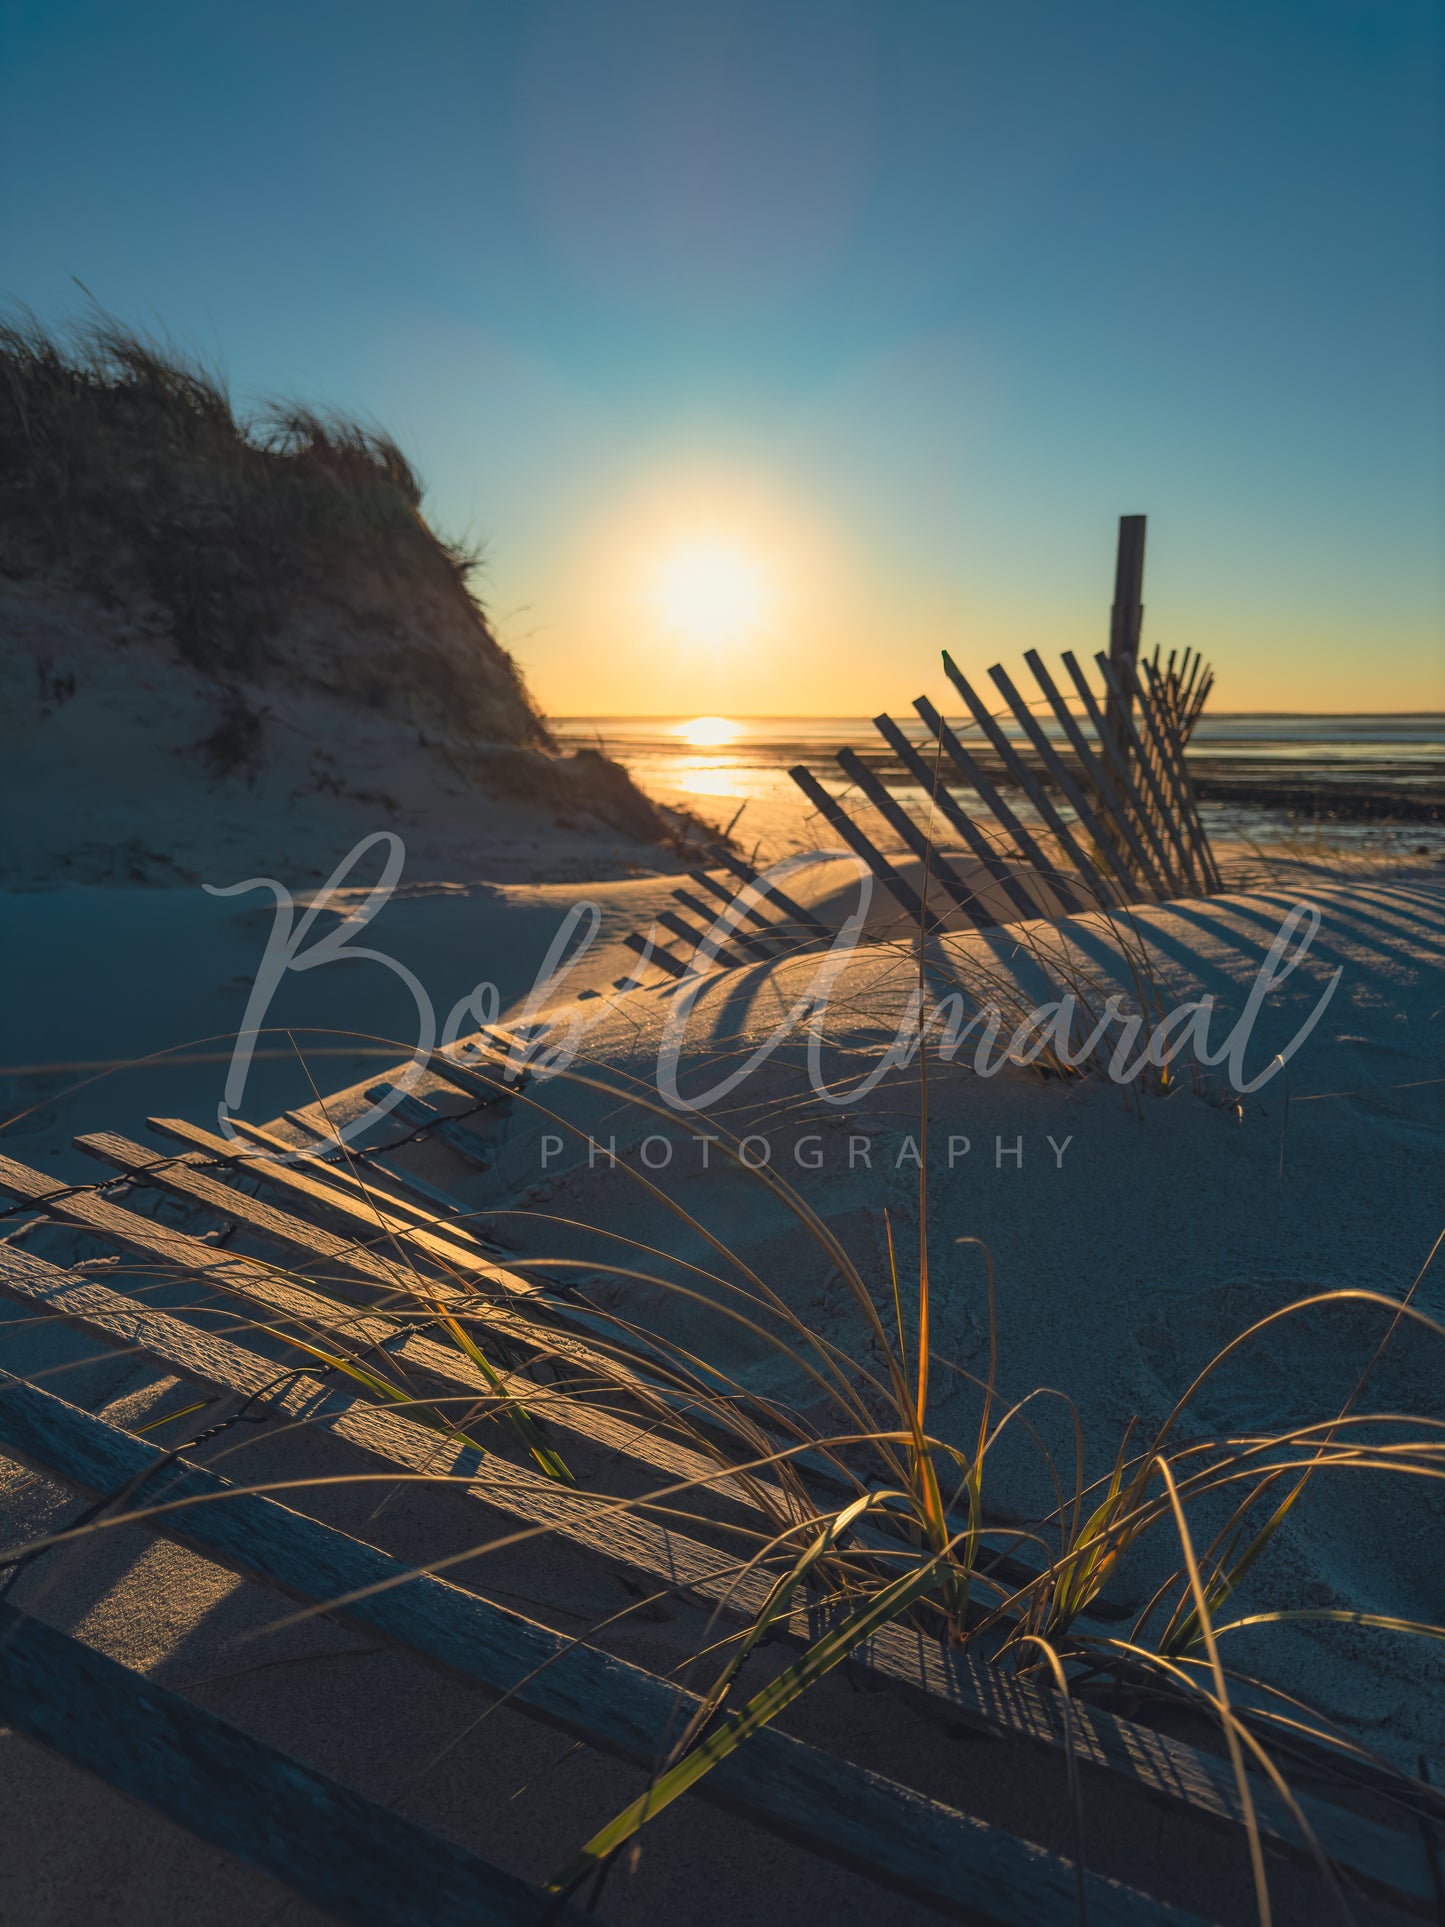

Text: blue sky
xmin=3 ymin=0 xmax=1441 ymax=713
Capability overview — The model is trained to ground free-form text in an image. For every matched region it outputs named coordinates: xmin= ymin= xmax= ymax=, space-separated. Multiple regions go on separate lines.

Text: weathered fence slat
xmin=685 ymin=869 xmax=806 ymax=950
xmin=1020 ymin=651 xmax=1175 ymax=899
xmin=833 ymin=745 xmax=995 ymax=928
xmin=911 ymin=695 xmax=1074 ymax=915
xmin=258 ymin=1109 xmax=497 ymax=1256
xmin=0 ymin=1143 xmax=689 ymax=1467
xmin=0 ymin=1369 xmax=1218 ymax=1927
xmin=787 ymin=765 xmax=946 ymax=934
xmin=1096 ymin=653 xmax=1212 ymax=892
xmin=1041 ymin=651 xmax=1185 ymax=897
xmin=1138 ymin=656 xmax=1224 ymax=890
xmin=1178 ymin=649 xmax=1204 ymax=725
xmin=1187 ymin=670 xmax=1214 ymax=737
xmin=1109 ymin=652 xmax=1203 ymax=863
xmin=0 ymin=1596 xmax=594 ymax=1927
xmin=0 ymin=1281 xmax=1428 ymax=1917
xmin=0 ymin=1243 xmax=782 ymax=1622
xmin=985 ymin=663 xmax=1143 ymax=903
xmin=671 ymin=887 xmax=783 ymax=960
xmin=1085 ymin=653 xmax=1203 ymax=890
xmin=1105 ymin=513 xmax=1147 ymax=770
xmin=142 ymin=1117 xmax=533 ymax=1299
xmin=870 ymin=714 xmax=1041 ymax=922
xmin=656 ymin=906 xmax=753 ymax=970
xmin=63 ymin=1135 xmax=781 ymax=1516
xmin=941 ymin=653 xmax=1120 ymax=910
xmin=275 ymin=1110 xmax=509 ymax=1245
xmin=702 ymin=846 xmax=833 ymax=940
xmin=1059 ymin=648 xmax=1192 ymax=890
xmin=153 ymin=1113 xmax=745 ymax=1414
xmin=362 ymin=1085 xmax=497 ymax=1167
xmin=622 ymin=927 xmax=690 ymax=978
xmin=1113 ymin=652 xmax=1202 ymax=866
xmin=252 ymin=1105 xmax=523 ymax=1244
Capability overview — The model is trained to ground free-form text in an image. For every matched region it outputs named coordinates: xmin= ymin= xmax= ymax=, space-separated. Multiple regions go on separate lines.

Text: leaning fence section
xmin=626 ymin=642 xmax=1218 ymax=981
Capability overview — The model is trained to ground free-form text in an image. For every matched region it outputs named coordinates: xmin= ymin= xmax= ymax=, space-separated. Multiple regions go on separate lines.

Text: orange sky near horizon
xmin=502 ymin=461 xmax=1444 ymax=720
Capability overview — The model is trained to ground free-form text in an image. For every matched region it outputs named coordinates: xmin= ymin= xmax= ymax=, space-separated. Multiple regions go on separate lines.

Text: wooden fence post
xmin=1106 ymin=514 xmax=1146 ymax=772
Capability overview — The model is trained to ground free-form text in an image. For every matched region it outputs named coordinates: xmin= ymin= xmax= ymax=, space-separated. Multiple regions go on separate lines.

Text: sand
xmin=275 ymin=871 xmax=1445 ymax=1755
xmin=1 ymin=846 xmax=1441 ymax=1923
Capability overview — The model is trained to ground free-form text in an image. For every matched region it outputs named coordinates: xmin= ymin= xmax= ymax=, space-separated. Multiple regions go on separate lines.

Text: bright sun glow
xmin=676 ymin=715 xmax=739 ymax=747
xmin=651 ymin=539 xmax=770 ymax=648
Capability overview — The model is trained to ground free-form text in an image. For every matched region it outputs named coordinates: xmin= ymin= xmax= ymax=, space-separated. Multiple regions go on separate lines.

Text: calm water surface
xmin=551 ymin=714 xmax=1444 ymax=852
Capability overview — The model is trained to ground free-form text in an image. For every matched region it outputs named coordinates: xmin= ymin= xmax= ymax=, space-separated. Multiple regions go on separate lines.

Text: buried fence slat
xmin=140 ymin=1116 xmax=540 ymax=1301
xmin=1054 ymin=650 xmax=1187 ymax=896
xmin=685 ymin=871 xmax=812 ymax=955
xmin=871 ymin=715 xmax=1041 ymax=922
xmin=622 ymin=927 xmax=690 ymax=979
xmin=0 ymin=1597 xmax=596 ymax=1927
xmin=787 ymin=765 xmax=946 ymax=934
xmin=911 ymin=696 xmax=1075 ymax=916
xmin=941 ymin=653 xmax=1121 ymax=911
xmin=0 ymin=1369 xmax=1219 ymax=1927
xmin=363 ymin=1085 xmax=496 ymax=1168
xmin=0 ymin=1242 xmax=783 ymax=1623
xmin=227 ymin=1110 xmax=503 ymax=1255
xmin=656 ymin=907 xmax=752 ymax=970
xmin=0 ymin=1213 xmax=1118 ymax=1653
xmin=190 ymin=1112 xmax=990 ymax=1539
xmin=985 ymin=664 xmax=1144 ymax=904
xmin=145 ymin=1114 xmax=746 ymax=1409
xmin=6 ymin=1235 xmax=1116 ymax=1736
xmin=1085 ymin=653 xmax=1202 ymax=891
xmin=277 ymin=1111 xmax=507 ymax=1229
xmin=66 ymin=1128 xmax=775 ymax=1486
xmin=0 ymin=1142 xmax=712 ymax=1484
xmin=702 ymin=845 xmax=834 ymax=940
xmin=671 ymin=888 xmax=784 ymax=960
xmin=273 ymin=1116 xmax=510 ymax=1252
xmin=63 ymin=1133 xmax=784 ymax=1517
xmin=0 ymin=1301 xmax=1428 ymax=1919
xmin=1020 ymin=650 xmax=1175 ymax=900
xmin=832 ymin=746 xmax=995 ymax=929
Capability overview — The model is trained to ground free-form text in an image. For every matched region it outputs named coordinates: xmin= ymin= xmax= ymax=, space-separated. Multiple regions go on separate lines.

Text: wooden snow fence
xmin=0 ymin=1091 xmax=1438 ymax=1923
xmin=622 ymin=645 xmax=1219 ymax=984
xmin=624 ymin=520 xmax=1222 ymax=980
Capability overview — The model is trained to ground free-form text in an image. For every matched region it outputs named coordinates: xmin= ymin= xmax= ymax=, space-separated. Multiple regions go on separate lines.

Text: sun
xmin=650 ymin=538 xmax=770 ymax=648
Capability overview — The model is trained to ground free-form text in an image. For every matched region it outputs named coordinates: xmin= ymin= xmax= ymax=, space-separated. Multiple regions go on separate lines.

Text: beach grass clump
xmin=0 ymin=305 xmax=547 ymax=743
xmin=412 ymin=1044 xmax=1443 ymax=1919
xmin=5 ymin=976 xmax=1438 ymax=1921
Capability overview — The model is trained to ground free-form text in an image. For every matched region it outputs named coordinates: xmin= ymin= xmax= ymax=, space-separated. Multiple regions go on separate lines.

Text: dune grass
xmin=0 ymin=304 xmax=544 ymax=742
xmin=2 ymin=917 xmax=1441 ymax=1922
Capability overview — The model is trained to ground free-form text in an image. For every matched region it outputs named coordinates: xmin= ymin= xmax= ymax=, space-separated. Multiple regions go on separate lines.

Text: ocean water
xmin=551 ymin=713 xmax=1445 ymax=849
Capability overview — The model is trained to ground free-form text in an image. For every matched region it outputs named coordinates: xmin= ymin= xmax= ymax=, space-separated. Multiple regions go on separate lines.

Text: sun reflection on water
xmin=676 ymin=716 xmax=740 ymax=748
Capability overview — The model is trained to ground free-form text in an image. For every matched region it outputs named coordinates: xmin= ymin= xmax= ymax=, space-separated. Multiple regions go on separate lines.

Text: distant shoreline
xmin=553 ymin=712 xmax=1444 ymax=825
